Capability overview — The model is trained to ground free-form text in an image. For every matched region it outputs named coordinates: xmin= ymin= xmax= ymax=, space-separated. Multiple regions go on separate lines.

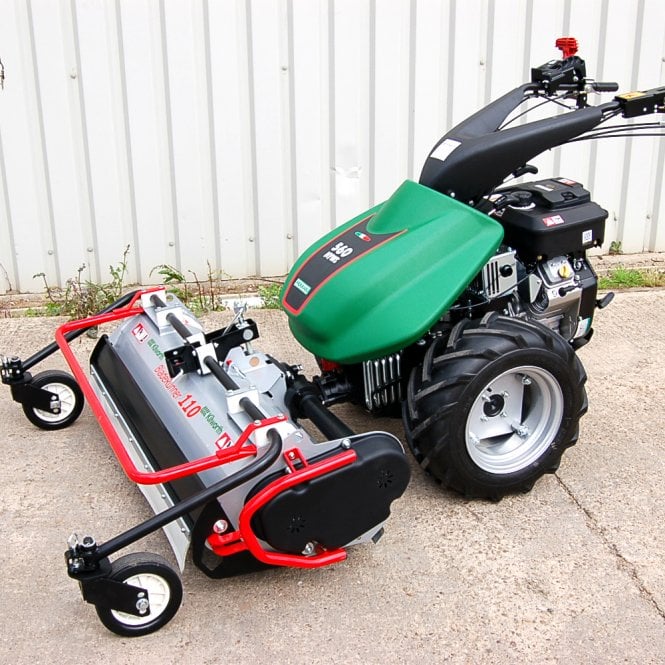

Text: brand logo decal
xmin=131 ymin=323 xmax=149 ymax=343
xmin=294 ymin=278 xmax=311 ymax=295
xmin=355 ymin=231 xmax=371 ymax=242
xmin=543 ymin=215 xmax=565 ymax=227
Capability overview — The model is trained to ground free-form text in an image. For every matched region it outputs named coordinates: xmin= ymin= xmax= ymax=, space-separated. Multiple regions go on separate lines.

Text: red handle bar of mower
xmin=54 ymin=287 xmax=284 ymax=485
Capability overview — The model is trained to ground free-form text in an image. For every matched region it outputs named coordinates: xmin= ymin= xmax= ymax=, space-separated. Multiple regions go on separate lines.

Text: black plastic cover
xmin=495 ymin=178 xmax=607 ymax=261
xmin=250 ymin=433 xmax=410 ymax=554
xmin=419 ymin=93 xmax=603 ymax=203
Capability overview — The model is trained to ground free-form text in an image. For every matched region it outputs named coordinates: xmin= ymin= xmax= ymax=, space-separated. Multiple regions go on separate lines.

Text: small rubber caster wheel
xmin=95 ymin=553 xmax=183 ymax=637
xmin=22 ymin=370 xmax=84 ymax=430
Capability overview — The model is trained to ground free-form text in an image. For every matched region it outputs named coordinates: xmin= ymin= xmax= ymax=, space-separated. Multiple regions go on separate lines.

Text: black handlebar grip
xmin=592 ymin=81 xmax=619 ymax=92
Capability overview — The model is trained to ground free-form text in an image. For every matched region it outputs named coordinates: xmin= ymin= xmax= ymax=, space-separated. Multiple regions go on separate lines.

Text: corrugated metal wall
xmin=0 ymin=0 xmax=663 ymax=293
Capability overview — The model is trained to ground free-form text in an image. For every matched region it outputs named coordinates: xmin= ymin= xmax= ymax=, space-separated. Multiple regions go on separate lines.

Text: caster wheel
xmin=95 ymin=553 xmax=183 ymax=637
xmin=22 ymin=370 xmax=84 ymax=430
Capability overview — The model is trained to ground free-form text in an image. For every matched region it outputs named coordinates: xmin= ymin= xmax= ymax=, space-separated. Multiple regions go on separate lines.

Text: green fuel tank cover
xmin=281 ymin=180 xmax=503 ymax=363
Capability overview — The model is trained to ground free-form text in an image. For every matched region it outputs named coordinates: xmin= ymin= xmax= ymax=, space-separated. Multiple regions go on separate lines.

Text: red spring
xmin=556 ymin=37 xmax=578 ymax=59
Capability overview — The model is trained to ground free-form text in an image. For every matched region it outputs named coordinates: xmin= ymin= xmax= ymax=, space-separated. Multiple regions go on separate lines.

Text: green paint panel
xmin=282 ymin=180 xmax=503 ymax=363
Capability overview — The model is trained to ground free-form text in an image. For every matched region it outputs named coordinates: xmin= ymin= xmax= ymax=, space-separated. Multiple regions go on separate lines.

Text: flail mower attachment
xmin=2 ymin=288 xmax=410 ymax=636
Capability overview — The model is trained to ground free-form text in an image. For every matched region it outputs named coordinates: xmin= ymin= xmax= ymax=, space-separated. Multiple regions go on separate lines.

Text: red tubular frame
xmin=207 ymin=447 xmax=357 ymax=568
xmin=53 ymin=287 xmax=282 ymax=485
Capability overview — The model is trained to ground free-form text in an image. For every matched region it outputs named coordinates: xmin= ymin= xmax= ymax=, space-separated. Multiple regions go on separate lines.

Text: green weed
xmin=598 ymin=267 xmax=665 ymax=289
xmin=257 ymin=282 xmax=283 ymax=309
xmin=33 ymin=245 xmax=131 ymax=319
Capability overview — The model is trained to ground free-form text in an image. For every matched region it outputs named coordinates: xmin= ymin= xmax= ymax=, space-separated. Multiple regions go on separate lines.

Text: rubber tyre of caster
xmin=403 ymin=313 xmax=588 ymax=500
xmin=95 ymin=553 xmax=183 ymax=637
xmin=21 ymin=370 xmax=84 ymax=430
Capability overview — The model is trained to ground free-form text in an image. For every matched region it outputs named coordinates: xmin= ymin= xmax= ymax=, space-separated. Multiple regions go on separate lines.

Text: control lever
xmin=596 ymin=292 xmax=614 ymax=309
xmin=512 ymin=164 xmax=538 ymax=179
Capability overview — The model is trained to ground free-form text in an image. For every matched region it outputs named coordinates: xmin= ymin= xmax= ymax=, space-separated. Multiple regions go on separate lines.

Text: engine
xmin=478 ymin=177 xmax=606 ymax=343
xmin=477 ymin=249 xmax=598 ymax=343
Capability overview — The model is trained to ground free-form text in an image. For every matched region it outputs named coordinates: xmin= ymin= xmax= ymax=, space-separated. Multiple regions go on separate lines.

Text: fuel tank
xmin=282 ymin=180 xmax=503 ymax=363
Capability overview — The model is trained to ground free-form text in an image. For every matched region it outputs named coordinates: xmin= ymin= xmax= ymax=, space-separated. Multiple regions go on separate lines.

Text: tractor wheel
xmin=95 ymin=553 xmax=182 ymax=637
xmin=403 ymin=313 xmax=587 ymax=500
xmin=22 ymin=370 xmax=84 ymax=430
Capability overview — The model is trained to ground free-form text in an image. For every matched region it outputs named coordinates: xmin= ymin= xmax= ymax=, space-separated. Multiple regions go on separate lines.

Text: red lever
xmin=556 ymin=37 xmax=578 ymax=59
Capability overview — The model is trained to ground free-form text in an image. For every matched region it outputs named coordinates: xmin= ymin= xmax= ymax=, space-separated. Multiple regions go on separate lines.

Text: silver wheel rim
xmin=110 ymin=572 xmax=171 ymax=626
xmin=33 ymin=382 xmax=77 ymax=423
xmin=465 ymin=365 xmax=564 ymax=475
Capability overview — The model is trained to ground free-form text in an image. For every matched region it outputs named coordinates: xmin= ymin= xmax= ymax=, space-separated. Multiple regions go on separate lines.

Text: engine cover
xmin=496 ymin=178 xmax=607 ymax=261
xmin=282 ymin=180 xmax=503 ymax=363
xmin=250 ymin=432 xmax=410 ymax=554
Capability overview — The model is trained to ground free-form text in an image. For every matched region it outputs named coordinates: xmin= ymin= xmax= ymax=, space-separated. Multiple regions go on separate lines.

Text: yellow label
xmin=617 ymin=91 xmax=646 ymax=101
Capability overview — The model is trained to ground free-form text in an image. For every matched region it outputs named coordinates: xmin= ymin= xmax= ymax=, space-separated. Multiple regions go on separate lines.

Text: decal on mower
xmin=131 ymin=323 xmax=149 ymax=343
xmin=282 ymin=215 xmax=401 ymax=314
xmin=542 ymin=215 xmax=565 ymax=227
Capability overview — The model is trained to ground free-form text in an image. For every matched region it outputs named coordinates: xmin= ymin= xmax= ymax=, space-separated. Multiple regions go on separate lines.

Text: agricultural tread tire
xmin=403 ymin=313 xmax=588 ymax=500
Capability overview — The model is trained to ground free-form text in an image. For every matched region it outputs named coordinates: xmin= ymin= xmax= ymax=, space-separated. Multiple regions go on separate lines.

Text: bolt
xmin=522 ymin=376 xmax=532 ymax=386
xmin=136 ymin=597 xmax=150 ymax=614
xmin=500 ymin=411 xmax=507 ymax=418
xmin=82 ymin=535 xmax=96 ymax=548
xmin=501 ymin=390 xmax=509 ymax=398
xmin=341 ymin=438 xmax=351 ymax=449
xmin=302 ymin=542 xmax=316 ymax=556
xmin=511 ymin=423 xmax=530 ymax=438
xmin=468 ymin=432 xmax=480 ymax=446
xmin=213 ymin=519 xmax=228 ymax=534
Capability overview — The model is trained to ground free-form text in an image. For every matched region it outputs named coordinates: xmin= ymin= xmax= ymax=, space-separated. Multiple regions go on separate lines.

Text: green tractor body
xmin=281 ymin=180 xmax=503 ymax=363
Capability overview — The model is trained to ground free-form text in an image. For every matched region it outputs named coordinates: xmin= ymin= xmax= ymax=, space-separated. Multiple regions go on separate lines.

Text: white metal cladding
xmin=0 ymin=0 xmax=663 ymax=293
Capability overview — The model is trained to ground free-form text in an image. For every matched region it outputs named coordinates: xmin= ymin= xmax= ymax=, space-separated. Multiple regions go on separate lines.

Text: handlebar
xmin=590 ymin=81 xmax=619 ymax=93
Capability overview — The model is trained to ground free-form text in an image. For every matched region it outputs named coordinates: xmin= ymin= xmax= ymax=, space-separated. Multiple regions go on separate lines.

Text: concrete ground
xmin=0 ymin=290 xmax=664 ymax=664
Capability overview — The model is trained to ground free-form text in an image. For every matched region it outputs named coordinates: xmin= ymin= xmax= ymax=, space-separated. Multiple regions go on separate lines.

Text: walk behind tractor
xmin=2 ymin=38 xmax=663 ymax=635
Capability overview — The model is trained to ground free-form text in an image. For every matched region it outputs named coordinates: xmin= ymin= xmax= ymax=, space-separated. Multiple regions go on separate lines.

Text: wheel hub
xmin=465 ymin=366 xmax=564 ymax=475
xmin=482 ymin=393 xmax=505 ymax=417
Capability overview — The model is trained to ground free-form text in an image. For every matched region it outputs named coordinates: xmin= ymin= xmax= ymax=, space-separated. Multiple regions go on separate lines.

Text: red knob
xmin=556 ymin=37 xmax=578 ymax=59
xmin=556 ymin=37 xmax=577 ymax=60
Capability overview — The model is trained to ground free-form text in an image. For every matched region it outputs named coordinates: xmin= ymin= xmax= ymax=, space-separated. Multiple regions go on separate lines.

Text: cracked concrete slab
xmin=0 ymin=290 xmax=664 ymax=663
